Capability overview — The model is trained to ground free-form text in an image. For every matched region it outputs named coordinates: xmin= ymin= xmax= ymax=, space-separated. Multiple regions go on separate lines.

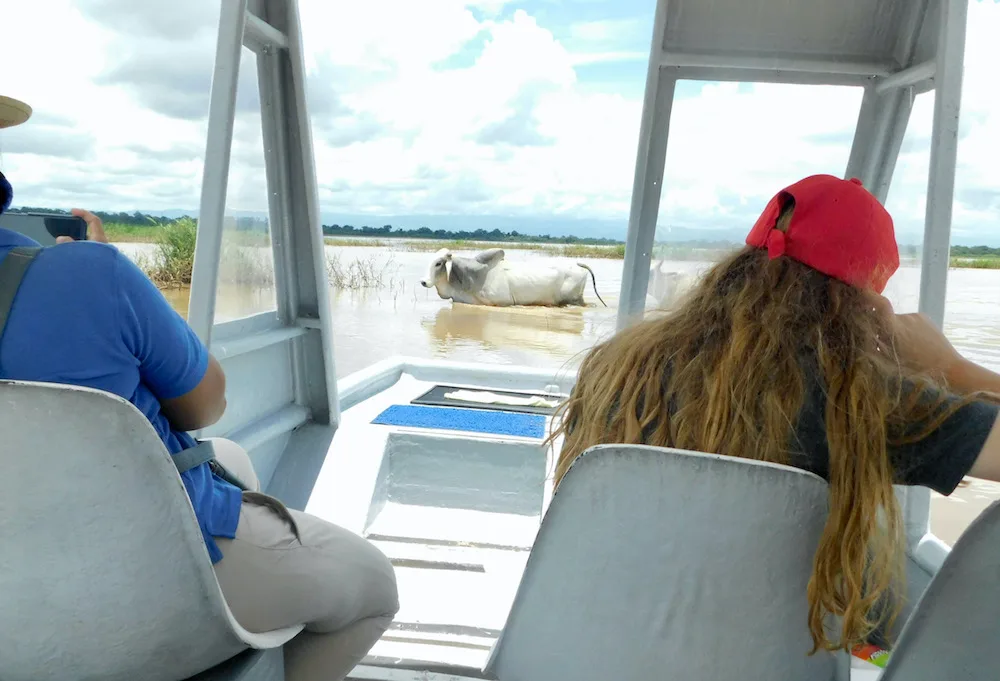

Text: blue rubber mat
xmin=372 ymin=404 xmax=546 ymax=439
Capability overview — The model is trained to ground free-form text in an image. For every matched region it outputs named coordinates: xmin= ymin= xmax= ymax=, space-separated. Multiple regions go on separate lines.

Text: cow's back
xmin=486 ymin=261 xmax=586 ymax=306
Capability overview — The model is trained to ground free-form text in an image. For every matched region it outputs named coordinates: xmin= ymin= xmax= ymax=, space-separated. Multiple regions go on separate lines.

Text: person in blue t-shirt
xmin=0 ymin=124 xmax=397 ymax=679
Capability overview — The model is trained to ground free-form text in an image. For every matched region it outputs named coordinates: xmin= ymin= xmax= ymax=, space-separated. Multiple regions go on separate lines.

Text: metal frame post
xmin=905 ymin=0 xmax=969 ymax=546
xmin=188 ymin=0 xmax=249 ymax=344
xmin=191 ymin=0 xmax=337 ymax=426
xmin=252 ymin=0 xmax=339 ymax=425
xmin=617 ymin=0 xmax=674 ymax=331
xmin=845 ymin=0 xmax=929 ymax=201
xmin=185 ymin=0 xmax=339 ymax=501
xmin=845 ymin=85 xmax=880 ymax=182
xmin=257 ymin=40 xmax=306 ymax=407
xmin=919 ymin=0 xmax=968 ymax=330
xmin=278 ymin=0 xmax=339 ymax=424
xmin=869 ymin=89 xmax=916 ymax=203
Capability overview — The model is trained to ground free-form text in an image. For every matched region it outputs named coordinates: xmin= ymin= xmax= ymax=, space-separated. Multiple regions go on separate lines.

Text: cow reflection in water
xmin=424 ymin=303 xmax=588 ymax=357
xmin=419 ymin=248 xmax=606 ymax=307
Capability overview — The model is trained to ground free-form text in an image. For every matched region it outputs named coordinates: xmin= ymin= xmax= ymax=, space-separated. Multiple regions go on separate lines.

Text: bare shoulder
xmin=969 ymin=410 xmax=1000 ymax=482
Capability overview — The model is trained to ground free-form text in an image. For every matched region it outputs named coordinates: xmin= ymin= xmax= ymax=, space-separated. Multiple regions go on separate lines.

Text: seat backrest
xmin=880 ymin=499 xmax=1000 ymax=681
xmin=0 ymin=380 xmax=249 ymax=681
xmin=486 ymin=444 xmax=850 ymax=681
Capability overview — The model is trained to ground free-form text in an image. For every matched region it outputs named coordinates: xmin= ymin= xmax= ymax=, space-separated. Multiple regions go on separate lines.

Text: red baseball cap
xmin=745 ymin=174 xmax=899 ymax=293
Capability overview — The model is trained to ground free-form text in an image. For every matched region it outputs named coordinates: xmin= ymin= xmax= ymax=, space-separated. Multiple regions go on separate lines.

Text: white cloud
xmin=0 ymin=0 xmax=211 ymax=208
xmin=567 ymin=17 xmax=643 ymax=43
xmin=0 ymin=0 xmax=998 ymax=244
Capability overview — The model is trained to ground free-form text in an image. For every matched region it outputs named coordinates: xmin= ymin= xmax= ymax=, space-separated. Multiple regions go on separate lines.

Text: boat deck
xmin=304 ymin=365 xmax=561 ymax=673
xmin=303 ymin=360 xmax=922 ymax=681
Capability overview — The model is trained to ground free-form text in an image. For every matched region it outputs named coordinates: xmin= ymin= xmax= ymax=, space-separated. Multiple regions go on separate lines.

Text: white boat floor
xmin=305 ymin=369 xmax=558 ymax=674
xmin=303 ymin=365 xmax=889 ymax=680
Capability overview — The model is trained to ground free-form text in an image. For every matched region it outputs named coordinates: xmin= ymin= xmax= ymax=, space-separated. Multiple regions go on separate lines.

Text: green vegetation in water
xmin=135 ymin=219 xmax=199 ymax=287
xmin=324 ymin=237 xmax=390 ymax=248
xmin=326 ymin=253 xmax=403 ymax=293
xmin=103 ymin=222 xmax=161 ymax=242
xmin=135 ymin=218 xmax=275 ymax=289
xmin=131 ymin=219 xmax=401 ymax=292
xmin=950 ymin=256 xmax=1000 ymax=269
xmin=107 ymin=221 xmax=270 ymax=248
xmin=949 ymin=246 xmax=1000 ymax=269
xmin=559 ymin=243 xmax=627 ymax=259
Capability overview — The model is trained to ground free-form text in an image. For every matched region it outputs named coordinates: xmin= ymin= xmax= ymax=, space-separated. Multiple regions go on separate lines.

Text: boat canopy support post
xmin=616 ymin=0 xmax=674 ymax=331
xmin=190 ymin=0 xmax=339 ymax=499
xmin=904 ymin=0 xmax=970 ymax=548
xmin=848 ymin=84 xmax=917 ymax=204
xmin=845 ymin=0 xmax=931 ymax=202
xmin=919 ymin=0 xmax=968 ymax=330
xmin=617 ymin=0 xmax=955 ymax=331
xmin=249 ymin=0 xmax=339 ymax=426
xmin=621 ymin=0 xmax=972 ymax=584
xmin=189 ymin=0 xmax=247 ymax=340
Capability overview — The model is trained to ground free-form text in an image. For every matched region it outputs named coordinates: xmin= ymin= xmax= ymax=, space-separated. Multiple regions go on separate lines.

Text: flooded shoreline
xmin=118 ymin=242 xmax=1000 ymax=545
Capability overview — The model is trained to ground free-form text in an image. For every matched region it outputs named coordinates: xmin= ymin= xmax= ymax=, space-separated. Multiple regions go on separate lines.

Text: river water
xmin=117 ymin=241 xmax=1000 ymax=543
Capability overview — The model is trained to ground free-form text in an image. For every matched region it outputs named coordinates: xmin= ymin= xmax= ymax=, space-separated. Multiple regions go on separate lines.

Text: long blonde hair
xmin=549 ymin=203 xmax=976 ymax=653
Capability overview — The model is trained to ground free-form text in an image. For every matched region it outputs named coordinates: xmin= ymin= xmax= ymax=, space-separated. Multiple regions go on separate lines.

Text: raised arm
xmin=160 ymin=355 xmax=227 ymax=432
xmin=948 ymin=358 xmax=1000 ymax=481
xmin=115 ymin=251 xmax=227 ymax=431
xmin=888 ymin=309 xmax=1000 ymax=484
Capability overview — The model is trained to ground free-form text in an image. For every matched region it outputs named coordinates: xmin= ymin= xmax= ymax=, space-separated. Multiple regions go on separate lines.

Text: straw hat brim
xmin=0 ymin=96 xmax=33 ymax=129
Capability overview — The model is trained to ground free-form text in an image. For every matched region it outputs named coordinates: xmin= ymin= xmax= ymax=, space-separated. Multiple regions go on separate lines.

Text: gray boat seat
xmin=485 ymin=444 xmax=851 ymax=681
xmin=879 ymin=498 xmax=1000 ymax=681
xmin=0 ymin=380 xmax=303 ymax=681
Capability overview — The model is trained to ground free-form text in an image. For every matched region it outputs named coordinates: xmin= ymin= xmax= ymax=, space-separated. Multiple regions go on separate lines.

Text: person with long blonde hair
xmin=550 ymin=174 xmax=1000 ymax=654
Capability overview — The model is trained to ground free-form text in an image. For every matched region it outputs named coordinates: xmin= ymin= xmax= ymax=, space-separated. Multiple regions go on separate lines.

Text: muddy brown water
xmin=120 ymin=242 xmax=1000 ymax=545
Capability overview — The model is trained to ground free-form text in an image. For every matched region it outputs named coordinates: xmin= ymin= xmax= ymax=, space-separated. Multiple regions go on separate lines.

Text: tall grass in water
xmin=135 ymin=219 xmax=197 ymax=287
xmin=221 ymin=246 xmax=275 ymax=287
xmin=103 ymin=223 xmax=160 ymax=243
xmin=326 ymin=253 xmax=403 ymax=293
xmin=951 ymin=256 xmax=1000 ymax=269
xmin=558 ymin=243 xmax=626 ymax=259
xmin=133 ymin=220 xmax=403 ymax=293
xmin=323 ymin=237 xmax=390 ymax=248
xmin=136 ymin=218 xmax=276 ymax=288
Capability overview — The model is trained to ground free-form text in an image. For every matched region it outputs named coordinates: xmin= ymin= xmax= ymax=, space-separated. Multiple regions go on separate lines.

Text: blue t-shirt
xmin=0 ymin=228 xmax=242 ymax=563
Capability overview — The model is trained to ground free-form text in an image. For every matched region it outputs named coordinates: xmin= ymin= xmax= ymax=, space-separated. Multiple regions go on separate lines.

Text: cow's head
xmin=420 ymin=249 xmax=452 ymax=289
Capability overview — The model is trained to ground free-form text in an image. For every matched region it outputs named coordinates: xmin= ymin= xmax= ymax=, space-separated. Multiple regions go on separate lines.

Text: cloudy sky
xmin=1 ymin=0 xmax=999 ymax=242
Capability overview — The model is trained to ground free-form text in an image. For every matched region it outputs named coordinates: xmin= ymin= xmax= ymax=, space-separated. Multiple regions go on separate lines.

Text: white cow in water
xmin=646 ymin=260 xmax=694 ymax=310
xmin=420 ymin=248 xmax=607 ymax=307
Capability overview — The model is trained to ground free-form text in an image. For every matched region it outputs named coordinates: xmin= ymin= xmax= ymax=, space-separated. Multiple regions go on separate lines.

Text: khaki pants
xmin=210 ymin=439 xmax=399 ymax=681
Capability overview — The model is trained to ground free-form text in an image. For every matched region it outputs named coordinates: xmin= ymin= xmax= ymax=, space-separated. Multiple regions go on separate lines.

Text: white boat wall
xmin=1 ymin=0 xmax=995 ymax=680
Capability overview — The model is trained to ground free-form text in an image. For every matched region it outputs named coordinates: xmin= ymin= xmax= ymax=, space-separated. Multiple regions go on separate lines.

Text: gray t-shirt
xmin=788 ymin=377 xmax=999 ymax=495
xmin=613 ymin=372 xmax=999 ymax=494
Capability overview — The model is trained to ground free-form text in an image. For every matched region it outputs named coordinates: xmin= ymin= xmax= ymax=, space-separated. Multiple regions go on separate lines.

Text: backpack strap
xmin=173 ymin=439 xmax=250 ymax=491
xmin=172 ymin=439 xmax=217 ymax=475
xmin=0 ymin=247 xmax=42 ymax=340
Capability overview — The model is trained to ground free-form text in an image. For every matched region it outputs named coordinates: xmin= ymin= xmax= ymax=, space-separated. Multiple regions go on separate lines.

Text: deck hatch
xmin=372 ymin=404 xmax=547 ymax=439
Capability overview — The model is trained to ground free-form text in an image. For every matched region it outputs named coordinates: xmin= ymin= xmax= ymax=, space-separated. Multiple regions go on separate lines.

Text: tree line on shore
xmin=6 ymin=207 xmax=1000 ymax=257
